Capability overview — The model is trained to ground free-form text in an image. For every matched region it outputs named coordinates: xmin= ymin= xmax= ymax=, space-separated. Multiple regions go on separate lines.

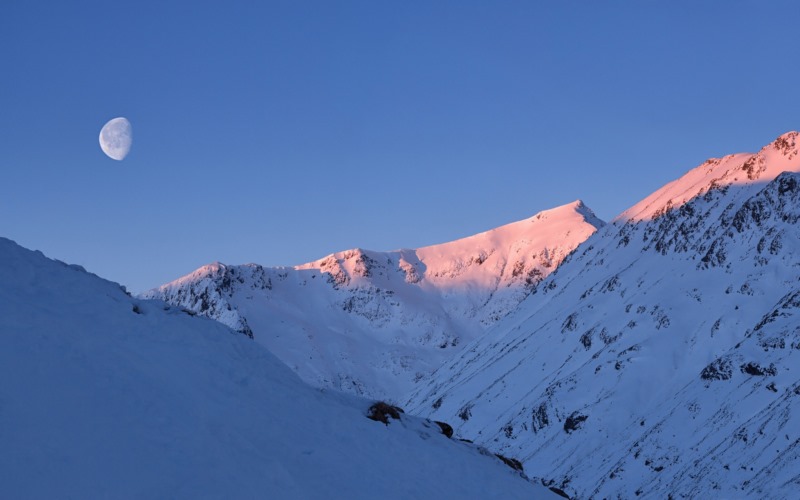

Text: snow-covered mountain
xmin=0 ymin=236 xmax=553 ymax=499
xmin=407 ymin=132 xmax=800 ymax=498
xmin=143 ymin=201 xmax=604 ymax=400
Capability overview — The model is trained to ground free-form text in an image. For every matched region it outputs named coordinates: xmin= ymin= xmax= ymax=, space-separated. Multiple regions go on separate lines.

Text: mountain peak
xmin=200 ymin=261 xmax=227 ymax=273
xmin=162 ymin=261 xmax=229 ymax=289
xmin=766 ymin=130 xmax=798 ymax=156
xmin=145 ymin=201 xmax=604 ymax=399
xmin=550 ymin=199 xmax=585 ymax=211
xmin=532 ymin=199 xmax=605 ymax=229
xmin=617 ymin=130 xmax=800 ymax=223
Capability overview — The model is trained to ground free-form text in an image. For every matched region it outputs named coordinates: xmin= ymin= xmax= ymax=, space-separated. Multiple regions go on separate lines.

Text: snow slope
xmin=0 ymin=237 xmax=552 ymax=499
xmin=407 ymin=132 xmax=800 ymax=498
xmin=144 ymin=201 xmax=603 ymax=400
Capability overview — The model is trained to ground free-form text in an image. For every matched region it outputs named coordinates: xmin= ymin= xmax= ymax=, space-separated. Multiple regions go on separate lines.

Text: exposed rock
xmin=367 ymin=402 xmax=404 ymax=425
xmin=494 ymin=453 xmax=524 ymax=472
xmin=701 ymin=358 xmax=733 ymax=381
xmin=563 ymin=412 xmax=588 ymax=434
xmin=740 ymin=362 xmax=777 ymax=377
xmin=433 ymin=421 xmax=454 ymax=438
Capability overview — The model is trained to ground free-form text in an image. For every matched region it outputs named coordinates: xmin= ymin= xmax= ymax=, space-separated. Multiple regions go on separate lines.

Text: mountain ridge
xmin=143 ymin=200 xmax=604 ymax=399
xmin=406 ymin=131 xmax=800 ymax=498
xmin=618 ymin=131 xmax=798 ymax=222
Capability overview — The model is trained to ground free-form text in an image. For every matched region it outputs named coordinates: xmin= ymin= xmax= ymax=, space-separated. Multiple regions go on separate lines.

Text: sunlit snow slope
xmin=144 ymin=201 xmax=603 ymax=400
xmin=0 ymin=237 xmax=552 ymax=499
xmin=408 ymin=132 xmax=800 ymax=499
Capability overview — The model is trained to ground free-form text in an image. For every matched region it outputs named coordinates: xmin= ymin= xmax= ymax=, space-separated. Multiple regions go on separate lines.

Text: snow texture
xmin=0 ymin=237 xmax=552 ymax=499
xmin=143 ymin=201 xmax=603 ymax=400
xmin=407 ymin=132 xmax=800 ymax=499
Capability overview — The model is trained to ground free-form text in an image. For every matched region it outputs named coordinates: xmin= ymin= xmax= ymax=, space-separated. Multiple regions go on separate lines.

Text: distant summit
xmin=618 ymin=131 xmax=799 ymax=222
xmin=144 ymin=201 xmax=604 ymax=400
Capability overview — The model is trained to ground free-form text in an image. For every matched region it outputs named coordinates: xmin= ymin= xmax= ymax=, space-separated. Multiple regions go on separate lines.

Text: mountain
xmin=406 ymin=131 xmax=800 ymax=498
xmin=0 ymin=236 xmax=552 ymax=499
xmin=143 ymin=201 xmax=604 ymax=400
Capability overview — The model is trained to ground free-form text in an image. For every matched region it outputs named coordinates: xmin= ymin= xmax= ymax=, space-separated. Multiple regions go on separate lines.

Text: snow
xmin=143 ymin=200 xmax=604 ymax=400
xmin=618 ymin=131 xmax=799 ymax=222
xmin=406 ymin=131 xmax=800 ymax=498
xmin=11 ymin=126 xmax=799 ymax=498
xmin=0 ymin=237 xmax=552 ymax=499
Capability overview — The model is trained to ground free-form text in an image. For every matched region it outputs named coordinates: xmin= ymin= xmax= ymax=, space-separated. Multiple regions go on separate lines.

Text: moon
xmin=99 ymin=117 xmax=132 ymax=161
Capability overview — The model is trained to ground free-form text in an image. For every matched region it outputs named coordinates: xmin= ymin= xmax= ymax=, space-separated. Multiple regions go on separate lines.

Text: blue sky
xmin=1 ymin=1 xmax=799 ymax=292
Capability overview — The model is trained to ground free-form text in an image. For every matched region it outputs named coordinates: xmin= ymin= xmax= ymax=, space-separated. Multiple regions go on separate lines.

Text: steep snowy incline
xmin=407 ymin=132 xmax=800 ymax=499
xmin=144 ymin=201 xmax=603 ymax=400
xmin=619 ymin=131 xmax=799 ymax=222
xmin=0 ymin=237 xmax=552 ymax=499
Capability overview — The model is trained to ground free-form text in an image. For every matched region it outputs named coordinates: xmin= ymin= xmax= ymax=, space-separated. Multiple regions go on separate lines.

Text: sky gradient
xmin=2 ymin=1 xmax=799 ymax=292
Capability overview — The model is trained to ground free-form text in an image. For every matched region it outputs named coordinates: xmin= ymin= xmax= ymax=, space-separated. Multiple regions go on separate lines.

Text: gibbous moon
xmin=99 ymin=117 xmax=132 ymax=161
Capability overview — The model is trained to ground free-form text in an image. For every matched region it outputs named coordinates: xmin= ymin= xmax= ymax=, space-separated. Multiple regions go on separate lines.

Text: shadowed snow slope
xmin=407 ymin=132 xmax=800 ymax=499
xmin=143 ymin=201 xmax=603 ymax=400
xmin=0 ymin=237 xmax=552 ymax=499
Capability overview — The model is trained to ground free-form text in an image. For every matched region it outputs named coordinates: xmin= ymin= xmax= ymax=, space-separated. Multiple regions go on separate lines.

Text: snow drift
xmin=0 ymin=237 xmax=551 ymax=499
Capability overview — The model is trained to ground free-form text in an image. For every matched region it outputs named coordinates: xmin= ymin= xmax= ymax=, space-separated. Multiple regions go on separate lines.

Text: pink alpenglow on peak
xmin=618 ymin=131 xmax=800 ymax=223
xmin=143 ymin=201 xmax=605 ymax=400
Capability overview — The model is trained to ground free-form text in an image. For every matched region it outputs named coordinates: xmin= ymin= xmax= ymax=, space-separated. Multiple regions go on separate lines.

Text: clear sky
xmin=2 ymin=1 xmax=799 ymax=293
